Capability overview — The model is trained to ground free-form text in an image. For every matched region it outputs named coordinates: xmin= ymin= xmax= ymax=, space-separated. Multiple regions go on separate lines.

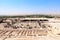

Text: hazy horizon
xmin=0 ymin=0 xmax=60 ymax=15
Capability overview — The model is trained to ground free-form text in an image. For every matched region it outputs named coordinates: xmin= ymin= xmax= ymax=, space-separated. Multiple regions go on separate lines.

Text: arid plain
xmin=0 ymin=18 xmax=60 ymax=40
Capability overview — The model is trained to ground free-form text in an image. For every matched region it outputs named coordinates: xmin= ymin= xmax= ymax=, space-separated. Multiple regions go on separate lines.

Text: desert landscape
xmin=0 ymin=0 xmax=60 ymax=40
xmin=0 ymin=16 xmax=60 ymax=40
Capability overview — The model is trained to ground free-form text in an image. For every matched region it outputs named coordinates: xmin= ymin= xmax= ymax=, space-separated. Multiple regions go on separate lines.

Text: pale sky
xmin=0 ymin=0 xmax=60 ymax=15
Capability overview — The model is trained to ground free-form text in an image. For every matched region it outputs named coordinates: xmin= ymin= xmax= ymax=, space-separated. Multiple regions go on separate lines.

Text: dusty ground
xmin=0 ymin=18 xmax=60 ymax=40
